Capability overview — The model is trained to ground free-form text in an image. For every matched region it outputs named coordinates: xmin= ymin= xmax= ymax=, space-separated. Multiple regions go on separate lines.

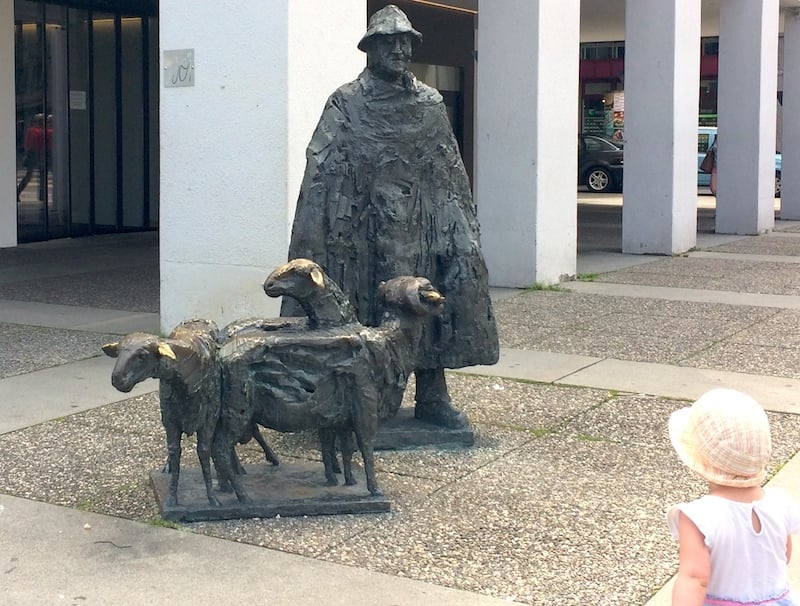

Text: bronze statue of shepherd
xmin=283 ymin=4 xmax=499 ymax=429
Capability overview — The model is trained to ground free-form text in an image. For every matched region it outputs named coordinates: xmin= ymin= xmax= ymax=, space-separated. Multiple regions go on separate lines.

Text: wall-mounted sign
xmin=164 ymin=49 xmax=195 ymax=88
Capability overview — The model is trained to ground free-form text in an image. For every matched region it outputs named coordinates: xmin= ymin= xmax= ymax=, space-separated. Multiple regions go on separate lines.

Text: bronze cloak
xmin=283 ymin=69 xmax=499 ymax=370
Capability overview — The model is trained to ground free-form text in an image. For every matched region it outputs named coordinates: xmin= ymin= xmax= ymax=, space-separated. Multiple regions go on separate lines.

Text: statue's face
xmin=367 ymin=34 xmax=413 ymax=82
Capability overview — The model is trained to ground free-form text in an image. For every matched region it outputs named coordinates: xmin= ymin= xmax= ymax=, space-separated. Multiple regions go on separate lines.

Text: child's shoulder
xmin=667 ymin=495 xmax=723 ymax=539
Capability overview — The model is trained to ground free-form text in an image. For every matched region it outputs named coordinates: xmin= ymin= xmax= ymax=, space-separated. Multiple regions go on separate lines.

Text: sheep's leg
xmin=216 ymin=451 xmax=233 ymax=493
xmin=319 ymin=429 xmax=339 ymax=486
xmin=211 ymin=430 xmax=251 ymax=504
xmin=197 ymin=429 xmax=221 ymax=507
xmin=251 ymin=423 xmax=280 ymax=466
xmin=231 ymin=446 xmax=246 ymax=475
xmin=352 ymin=382 xmax=381 ymax=495
xmin=338 ymin=429 xmax=356 ymax=486
xmin=353 ymin=429 xmax=381 ymax=496
xmin=214 ymin=445 xmax=244 ymax=493
xmin=164 ymin=425 xmax=182 ymax=507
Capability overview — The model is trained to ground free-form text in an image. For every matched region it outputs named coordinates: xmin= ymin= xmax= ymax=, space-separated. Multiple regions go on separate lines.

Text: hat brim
xmin=668 ymin=406 xmax=766 ymax=488
xmin=358 ymin=30 xmax=422 ymax=52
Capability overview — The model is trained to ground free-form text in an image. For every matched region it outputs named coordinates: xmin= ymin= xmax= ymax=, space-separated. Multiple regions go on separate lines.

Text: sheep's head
xmin=263 ymin=258 xmax=325 ymax=300
xmin=378 ymin=276 xmax=445 ymax=317
xmin=102 ymin=333 xmax=176 ymax=392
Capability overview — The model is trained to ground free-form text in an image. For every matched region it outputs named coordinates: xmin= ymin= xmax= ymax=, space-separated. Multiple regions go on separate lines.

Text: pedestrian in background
xmin=709 ymin=135 xmax=718 ymax=196
xmin=16 ymin=113 xmax=47 ymax=202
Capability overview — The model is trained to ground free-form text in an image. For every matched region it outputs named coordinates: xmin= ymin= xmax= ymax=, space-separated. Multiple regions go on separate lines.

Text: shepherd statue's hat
xmin=358 ymin=4 xmax=422 ymax=52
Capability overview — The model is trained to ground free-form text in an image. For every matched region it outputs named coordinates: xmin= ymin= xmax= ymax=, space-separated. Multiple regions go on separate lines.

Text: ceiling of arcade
xmin=418 ymin=0 xmax=800 ymax=41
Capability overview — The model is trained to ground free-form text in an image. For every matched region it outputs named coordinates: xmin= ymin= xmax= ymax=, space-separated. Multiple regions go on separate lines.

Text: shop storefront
xmin=13 ymin=0 xmax=158 ymax=243
xmin=579 ymin=37 xmax=723 ymax=138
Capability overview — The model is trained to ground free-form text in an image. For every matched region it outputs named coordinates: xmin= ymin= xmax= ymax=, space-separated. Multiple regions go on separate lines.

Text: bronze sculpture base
xmin=151 ymin=462 xmax=390 ymax=522
xmin=374 ymin=407 xmax=475 ymax=450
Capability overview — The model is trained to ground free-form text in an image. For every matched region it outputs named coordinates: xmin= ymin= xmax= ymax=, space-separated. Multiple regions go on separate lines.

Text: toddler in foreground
xmin=668 ymin=388 xmax=800 ymax=606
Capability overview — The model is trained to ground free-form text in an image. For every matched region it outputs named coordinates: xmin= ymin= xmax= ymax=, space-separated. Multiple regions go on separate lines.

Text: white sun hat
xmin=669 ymin=388 xmax=772 ymax=488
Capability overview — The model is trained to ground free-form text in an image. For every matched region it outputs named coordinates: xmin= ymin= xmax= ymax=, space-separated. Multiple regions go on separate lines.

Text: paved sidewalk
xmin=2 ymin=208 xmax=800 ymax=605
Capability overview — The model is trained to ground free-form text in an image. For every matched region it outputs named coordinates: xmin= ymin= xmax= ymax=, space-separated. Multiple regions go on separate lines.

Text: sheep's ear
xmin=102 ymin=342 xmax=120 ymax=358
xmin=310 ymin=267 xmax=324 ymax=288
xmin=158 ymin=341 xmax=177 ymax=360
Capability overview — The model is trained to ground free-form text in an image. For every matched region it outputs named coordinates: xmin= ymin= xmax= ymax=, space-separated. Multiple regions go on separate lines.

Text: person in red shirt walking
xmin=16 ymin=113 xmax=47 ymax=201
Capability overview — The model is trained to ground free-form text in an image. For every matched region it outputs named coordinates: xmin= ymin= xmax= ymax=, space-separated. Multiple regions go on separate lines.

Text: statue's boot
xmin=414 ymin=368 xmax=469 ymax=429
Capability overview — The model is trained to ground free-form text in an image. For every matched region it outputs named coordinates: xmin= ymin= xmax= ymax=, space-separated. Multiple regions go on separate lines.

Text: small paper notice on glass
xmin=69 ymin=90 xmax=86 ymax=110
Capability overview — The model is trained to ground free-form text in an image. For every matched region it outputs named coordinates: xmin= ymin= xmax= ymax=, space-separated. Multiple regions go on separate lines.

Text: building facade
xmin=0 ymin=0 xmax=797 ymax=332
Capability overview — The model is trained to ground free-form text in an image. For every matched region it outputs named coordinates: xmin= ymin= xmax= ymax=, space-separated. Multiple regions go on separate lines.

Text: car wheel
xmin=586 ymin=167 xmax=612 ymax=193
xmin=775 ymin=171 xmax=782 ymax=198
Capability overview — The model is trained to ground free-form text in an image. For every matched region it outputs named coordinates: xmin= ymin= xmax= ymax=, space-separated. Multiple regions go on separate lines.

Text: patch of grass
xmin=576 ymin=433 xmax=608 ymax=442
xmin=480 ymin=422 xmax=556 ymax=437
xmin=576 ymin=273 xmax=599 ymax=282
xmin=524 ymin=282 xmax=566 ymax=292
xmin=148 ymin=517 xmax=181 ymax=529
xmin=75 ymin=498 xmax=94 ymax=511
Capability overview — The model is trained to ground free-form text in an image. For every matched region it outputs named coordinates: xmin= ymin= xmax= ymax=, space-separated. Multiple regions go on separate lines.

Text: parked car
xmin=697 ymin=126 xmax=782 ymax=197
xmin=578 ymin=134 xmax=624 ymax=193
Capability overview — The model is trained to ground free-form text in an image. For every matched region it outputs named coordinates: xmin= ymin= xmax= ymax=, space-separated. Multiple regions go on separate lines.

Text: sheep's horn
xmin=102 ymin=342 xmax=120 ymax=358
xmin=158 ymin=342 xmax=177 ymax=360
xmin=420 ymin=290 xmax=445 ymax=304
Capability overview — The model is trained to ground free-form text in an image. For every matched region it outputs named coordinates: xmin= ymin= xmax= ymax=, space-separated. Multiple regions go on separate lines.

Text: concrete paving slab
xmin=0 ymin=356 xmax=155 ymax=433
xmin=558 ymin=357 xmax=800 ymax=414
xmin=74 ymin=313 xmax=161 ymax=334
xmin=695 ymin=233 xmax=751 ymax=248
xmin=0 ymin=299 xmax=160 ymax=334
xmin=489 ymin=286 xmax=521 ymax=301
xmin=565 ymin=281 xmax=800 ymax=309
xmin=0 ymin=494 xmax=518 ymax=606
xmin=576 ymin=250 xmax=662 ymax=275
xmin=456 ymin=347 xmax=602 ymax=383
xmin=690 ymin=250 xmax=800 ymax=264
xmin=683 ymin=341 xmax=800 ymax=380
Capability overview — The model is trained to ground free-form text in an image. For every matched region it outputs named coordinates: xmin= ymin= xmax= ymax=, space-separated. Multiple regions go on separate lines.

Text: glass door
xmin=14 ymin=2 xmax=158 ymax=242
xmin=14 ymin=0 xmax=69 ymax=242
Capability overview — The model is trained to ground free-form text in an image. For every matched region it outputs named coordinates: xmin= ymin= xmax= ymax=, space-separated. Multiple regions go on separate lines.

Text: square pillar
xmin=159 ymin=1 xmax=364 ymax=332
xmin=716 ymin=0 xmax=779 ymax=234
xmin=0 ymin=0 xmax=17 ymax=248
xmin=781 ymin=9 xmax=800 ymax=218
xmin=475 ymin=0 xmax=579 ymax=287
xmin=622 ymin=0 xmax=701 ymax=255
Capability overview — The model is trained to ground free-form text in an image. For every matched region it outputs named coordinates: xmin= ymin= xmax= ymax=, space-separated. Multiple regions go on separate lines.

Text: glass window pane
xmin=92 ymin=13 xmax=117 ymax=229
xmin=15 ymin=0 xmax=46 ymax=241
xmin=121 ymin=16 xmax=143 ymax=228
xmin=68 ymin=8 xmax=90 ymax=234
xmin=45 ymin=3 xmax=69 ymax=238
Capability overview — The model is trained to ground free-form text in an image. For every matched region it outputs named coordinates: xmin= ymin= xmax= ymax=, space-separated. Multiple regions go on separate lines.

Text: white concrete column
xmin=622 ymin=0 xmax=701 ymax=255
xmin=716 ymin=0 xmax=780 ymax=234
xmin=475 ymin=0 xmax=579 ymax=287
xmin=0 ymin=0 xmax=17 ymax=248
xmin=781 ymin=9 xmax=800 ymax=218
xmin=159 ymin=0 xmax=364 ymax=332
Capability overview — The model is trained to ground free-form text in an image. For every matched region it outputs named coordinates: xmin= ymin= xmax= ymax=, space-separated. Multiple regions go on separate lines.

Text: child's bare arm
xmin=787 ymin=535 xmax=793 ymax=563
xmin=672 ymin=512 xmax=711 ymax=606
